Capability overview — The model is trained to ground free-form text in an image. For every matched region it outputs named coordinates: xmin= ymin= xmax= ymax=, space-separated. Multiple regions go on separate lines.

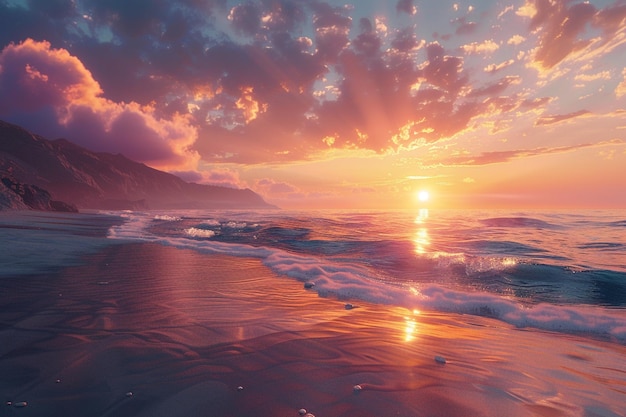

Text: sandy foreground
xmin=1 ymin=242 xmax=625 ymax=417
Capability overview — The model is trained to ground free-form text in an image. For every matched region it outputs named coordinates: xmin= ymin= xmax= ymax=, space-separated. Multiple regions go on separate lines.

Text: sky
xmin=0 ymin=0 xmax=624 ymax=209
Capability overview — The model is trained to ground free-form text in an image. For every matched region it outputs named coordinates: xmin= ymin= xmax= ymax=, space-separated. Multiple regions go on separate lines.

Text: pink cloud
xmin=257 ymin=178 xmax=298 ymax=194
xmin=441 ymin=139 xmax=623 ymax=166
xmin=0 ymin=39 xmax=101 ymax=113
xmin=255 ymin=178 xmax=305 ymax=202
xmin=535 ymin=109 xmax=590 ymax=126
xmin=469 ymin=76 xmax=520 ymax=98
xmin=0 ymin=39 xmax=199 ymax=172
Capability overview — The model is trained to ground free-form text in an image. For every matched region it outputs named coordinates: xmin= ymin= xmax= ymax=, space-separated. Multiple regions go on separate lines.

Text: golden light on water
xmin=414 ymin=209 xmax=430 ymax=254
xmin=405 ymin=318 xmax=417 ymax=341
xmin=415 ymin=208 xmax=429 ymax=224
xmin=414 ymin=228 xmax=429 ymax=254
xmin=404 ymin=310 xmax=421 ymax=342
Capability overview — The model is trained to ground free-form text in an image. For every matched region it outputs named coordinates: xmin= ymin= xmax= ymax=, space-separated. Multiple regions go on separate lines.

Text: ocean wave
xmin=106 ymin=212 xmax=626 ymax=343
xmin=103 ymin=213 xmax=626 ymax=343
xmin=480 ymin=217 xmax=561 ymax=229
xmin=577 ymin=242 xmax=625 ymax=251
xmin=264 ymin=251 xmax=626 ymax=342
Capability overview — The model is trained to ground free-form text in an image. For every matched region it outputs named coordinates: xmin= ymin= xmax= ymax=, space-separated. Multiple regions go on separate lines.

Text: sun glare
xmin=417 ymin=190 xmax=430 ymax=202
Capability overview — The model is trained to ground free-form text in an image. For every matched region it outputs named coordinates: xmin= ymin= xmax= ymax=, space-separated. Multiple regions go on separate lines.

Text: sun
xmin=417 ymin=190 xmax=430 ymax=202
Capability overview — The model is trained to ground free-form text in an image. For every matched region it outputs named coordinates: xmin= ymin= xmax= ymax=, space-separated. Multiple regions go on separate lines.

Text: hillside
xmin=0 ymin=120 xmax=275 ymax=210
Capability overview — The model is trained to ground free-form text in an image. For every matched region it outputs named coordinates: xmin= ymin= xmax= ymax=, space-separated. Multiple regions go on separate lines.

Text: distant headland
xmin=0 ymin=120 xmax=276 ymax=211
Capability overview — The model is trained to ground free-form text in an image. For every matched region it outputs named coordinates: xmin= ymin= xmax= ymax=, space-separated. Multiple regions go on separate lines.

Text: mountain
xmin=0 ymin=120 xmax=275 ymax=211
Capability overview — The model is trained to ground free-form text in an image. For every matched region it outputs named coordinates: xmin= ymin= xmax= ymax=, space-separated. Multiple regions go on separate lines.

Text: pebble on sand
xmin=237 ymin=386 xmax=244 ymax=391
xmin=353 ymin=384 xmax=363 ymax=393
xmin=434 ymin=355 xmax=447 ymax=364
xmin=125 ymin=391 xmax=133 ymax=398
xmin=304 ymin=282 xmax=315 ymax=289
xmin=13 ymin=401 xmax=28 ymax=408
xmin=298 ymin=409 xmax=307 ymax=415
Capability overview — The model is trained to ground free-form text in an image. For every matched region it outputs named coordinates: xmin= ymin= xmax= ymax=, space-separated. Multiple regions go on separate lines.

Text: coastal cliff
xmin=0 ymin=120 xmax=275 ymax=211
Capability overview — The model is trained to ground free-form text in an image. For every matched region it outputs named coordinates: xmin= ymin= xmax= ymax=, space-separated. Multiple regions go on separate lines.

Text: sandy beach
xmin=1 ymin=241 xmax=625 ymax=417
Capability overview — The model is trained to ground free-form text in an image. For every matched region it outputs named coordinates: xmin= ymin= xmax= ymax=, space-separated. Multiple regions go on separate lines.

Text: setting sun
xmin=417 ymin=190 xmax=430 ymax=203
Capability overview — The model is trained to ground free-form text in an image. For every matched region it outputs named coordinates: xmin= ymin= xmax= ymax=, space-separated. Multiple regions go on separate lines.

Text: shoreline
xmin=1 ymin=241 xmax=625 ymax=416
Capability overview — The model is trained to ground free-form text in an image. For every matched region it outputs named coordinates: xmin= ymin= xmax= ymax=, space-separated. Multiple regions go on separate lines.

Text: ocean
xmin=1 ymin=208 xmax=625 ymax=416
xmin=108 ymin=208 xmax=626 ymax=341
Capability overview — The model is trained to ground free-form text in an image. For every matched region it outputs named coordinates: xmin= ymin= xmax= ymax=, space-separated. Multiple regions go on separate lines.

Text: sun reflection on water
xmin=414 ymin=209 xmax=430 ymax=254
xmin=404 ymin=309 xmax=421 ymax=342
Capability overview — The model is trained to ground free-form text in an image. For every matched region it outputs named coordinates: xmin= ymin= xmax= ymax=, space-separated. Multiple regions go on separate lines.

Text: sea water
xmin=2 ymin=209 xmax=625 ymax=342
xmin=106 ymin=208 xmax=626 ymax=343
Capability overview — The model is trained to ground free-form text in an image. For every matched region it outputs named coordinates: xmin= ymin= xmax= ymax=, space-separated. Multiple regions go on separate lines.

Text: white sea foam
xmin=154 ymin=214 xmax=181 ymax=221
xmin=224 ymin=221 xmax=247 ymax=229
xmin=107 ymin=211 xmax=626 ymax=342
xmin=200 ymin=219 xmax=221 ymax=227
xmin=184 ymin=227 xmax=216 ymax=238
xmin=107 ymin=211 xmax=158 ymax=242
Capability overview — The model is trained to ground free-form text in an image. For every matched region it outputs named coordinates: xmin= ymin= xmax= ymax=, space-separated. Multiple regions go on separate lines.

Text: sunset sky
xmin=0 ymin=0 xmax=624 ymax=209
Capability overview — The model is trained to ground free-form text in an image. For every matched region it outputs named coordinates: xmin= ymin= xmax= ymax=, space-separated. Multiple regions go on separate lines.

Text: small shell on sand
xmin=434 ymin=355 xmax=447 ymax=364
xmin=353 ymin=384 xmax=363 ymax=393
xmin=237 ymin=386 xmax=244 ymax=391
xmin=13 ymin=401 xmax=28 ymax=408
xmin=298 ymin=408 xmax=307 ymax=415
xmin=125 ymin=391 xmax=133 ymax=398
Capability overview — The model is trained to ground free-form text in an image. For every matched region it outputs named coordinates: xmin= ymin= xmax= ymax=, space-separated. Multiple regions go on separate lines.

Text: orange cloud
xmin=461 ymin=39 xmax=499 ymax=54
xmin=616 ymin=68 xmax=626 ymax=98
xmin=484 ymin=59 xmax=515 ymax=74
xmin=0 ymin=39 xmax=101 ymax=112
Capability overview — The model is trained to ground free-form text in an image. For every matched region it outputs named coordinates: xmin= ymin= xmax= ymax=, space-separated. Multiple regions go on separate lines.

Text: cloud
xmin=0 ymin=39 xmax=199 ymax=171
xmin=535 ymin=109 xmax=590 ymax=126
xmin=0 ymin=0 xmax=621 ymax=175
xmin=441 ymin=139 xmax=624 ymax=166
xmin=574 ymin=71 xmax=611 ymax=82
xmin=453 ymin=17 xmax=478 ymax=36
xmin=519 ymin=0 xmax=626 ymax=71
xmin=461 ymin=40 xmax=499 ymax=54
xmin=254 ymin=178 xmax=306 ymax=203
xmin=396 ymin=0 xmax=417 ymax=16
xmin=484 ymin=59 xmax=515 ymax=74
xmin=507 ymin=34 xmax=525 ymax=45
xmin=469 ymin=76 xmax=521 ymax=98
xmin=228 ymin=3 xmax=262 ymax=37
xmin=616 ymin=68 xmax=626 ymax=98
xmin=0 ymin=3 xmax=502 ymax=165
xmin=202 ymin=168 xmax=244 ymax=188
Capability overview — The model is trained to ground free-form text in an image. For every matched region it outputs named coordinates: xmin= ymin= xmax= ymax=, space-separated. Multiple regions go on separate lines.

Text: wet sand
xmin=1 ymin=242 xmax=625 ymax=417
